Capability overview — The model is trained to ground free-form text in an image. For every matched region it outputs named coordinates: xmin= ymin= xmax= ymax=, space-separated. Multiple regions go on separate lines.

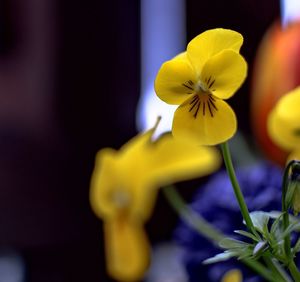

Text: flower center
xmin=188 ymin=93 xmax=218 ymax=118
xmin=111 ymin=190 xmax=131 ymax=209
xmin=182 ymin=76 xmax=218 ymax=118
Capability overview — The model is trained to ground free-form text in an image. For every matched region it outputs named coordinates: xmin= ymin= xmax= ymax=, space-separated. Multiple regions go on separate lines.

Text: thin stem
xmin=288 ymin=260 xmax=300 ymax=282
xmin=162 ymin=185 xmax=224 ymax=243
xmin=263 ymin=256 xmax=292 ymax=282
xmin=220 ymin=142 xmax=255 ymax=233
xmin=243 ymin=258 xmax=281 ymax=282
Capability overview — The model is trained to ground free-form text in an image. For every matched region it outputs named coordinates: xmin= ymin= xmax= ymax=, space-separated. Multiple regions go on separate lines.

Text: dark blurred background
xmin=0 ymin=0 xmax=279 ymax=281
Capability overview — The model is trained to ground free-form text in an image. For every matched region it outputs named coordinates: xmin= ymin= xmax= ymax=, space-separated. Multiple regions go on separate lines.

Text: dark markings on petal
xmin=188 ymin=80 xmax=194 ymax=85
xmin=189 ymin=95 xmax=199 ymax=105
xmin=208 ymin=79 xmax=215 ymax=89
xmin=182 ymin=83 xmax=194 ymax=91
xmin=189 ymin=99 xmax=199 ymax=112
xmin=207 ymin=101 xmax=213 ymax=117
xmin=203 ymin=102 xmax=206 ymax=116
xmin=208 ymin=98 xmax=218 ymax=111
xmin=207 ymin=76 xmax=211 ymax=84
xmin=194 ymin=101 xmax=201 ymax=118
xmin=209 ymin=95 xmax=216 ymax=102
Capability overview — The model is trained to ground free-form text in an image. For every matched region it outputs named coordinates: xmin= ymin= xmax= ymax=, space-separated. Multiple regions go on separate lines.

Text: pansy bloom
xmin=90 ymin=119 xmax=221 ymax=282
xmin=268 ymin=86 xmax=300 ymax=162
xmin=155 ymin=28 xmax=247 ymax=145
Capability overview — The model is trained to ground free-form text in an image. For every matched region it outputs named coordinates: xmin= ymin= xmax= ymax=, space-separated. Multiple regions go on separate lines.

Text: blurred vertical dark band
xmin=0 ymin=0 xmax=15 ymax=55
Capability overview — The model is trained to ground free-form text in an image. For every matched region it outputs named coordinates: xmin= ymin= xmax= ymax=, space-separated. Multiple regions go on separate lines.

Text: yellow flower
xmin=221 ymin=269 xmax=243 ymax=282
xmin=90 ymin=118 xmax=221 ymax=282
xmin=268 ymin=86 xmax=300 ymax=161
xmin=155 ymin=28 xmax=247 ymax=145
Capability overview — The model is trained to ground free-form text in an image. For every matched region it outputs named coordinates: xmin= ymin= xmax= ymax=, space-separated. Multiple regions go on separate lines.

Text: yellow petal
xmin=90 ymin=148 xmax=120 ymax=220
xmin=221 ymin=269 xmax=243 ymax=282
xmin=200 ymin=50 xmax=247 ymax=99
xmin=144 ymin=133 xmax=221 ymax=186
xmin=275 ymin=86 xmax=300 ymax=120
xmin=187 ymin=28 xmax=243 ymax=71
xmin=172 ymin=96 xmax=237 ymax=145
xmin=90 ymin=126 xmax=160 ymax=222
xmin=155 ymin=53 xmax=197 ymax=105
xmin=267 ymin=87 xmax=300 ymax=151
xmin=105 ymin=216 xmax=150 ymax=282
xmin=288 ymin=149 xmax=300 ymax=163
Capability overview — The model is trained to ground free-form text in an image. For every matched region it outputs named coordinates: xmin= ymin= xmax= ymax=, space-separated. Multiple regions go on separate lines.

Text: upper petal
xmin=200 ymin=50 xmax=247 ymax=99
xmin=172 ymin=96 xmax=237 ymax=145
xmin=155 ymin=53 xmax=197 ymax=105
xmin=187 ymin=28 xmax=243 ymax=71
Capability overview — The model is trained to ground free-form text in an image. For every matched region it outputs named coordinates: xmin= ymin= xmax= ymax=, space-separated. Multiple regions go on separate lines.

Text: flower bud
xmin=291 ymin=164 xmax=300 ymax=215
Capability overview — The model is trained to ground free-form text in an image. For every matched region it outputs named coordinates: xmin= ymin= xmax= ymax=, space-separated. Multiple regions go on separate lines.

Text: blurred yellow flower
xmin=90 ymin=118 xmax=221 ymax=282
xmin=155 ymin=28 xmax=247 ymax=145
xmin=268 ymin=86 xmax=300 ymax=161
xmin=221 ymin=269 xmax=243 ymax=282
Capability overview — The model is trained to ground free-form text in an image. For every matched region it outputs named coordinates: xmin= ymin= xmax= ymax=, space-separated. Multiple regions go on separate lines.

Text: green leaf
xmin=202 ymin=251 xmax=235 ymax=264
xmin=234 ymin=230 xmax=260 ymax=242
xmin=292 ymin=238 xmax=300 ymax=256
xmin=219 ymin=237 xmax=250 ymax=249
xmin=270 ymin=212 xmax=284 ymax=236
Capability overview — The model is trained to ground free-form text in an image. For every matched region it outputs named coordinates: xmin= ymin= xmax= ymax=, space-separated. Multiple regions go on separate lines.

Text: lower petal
xmin=104 ymin=216 xmax=150 ymax=282
xmin=172 ymin=96 xmax=237 ymax=145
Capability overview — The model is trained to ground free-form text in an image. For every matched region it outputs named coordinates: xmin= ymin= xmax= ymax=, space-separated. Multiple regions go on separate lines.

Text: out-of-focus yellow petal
xmin=267 ymin=87 xmax=300 ymax=151
xmin=187 ymin=28 xmax=243 ymax=71
xmin=288 ymin=149 xmax=300 ymax=163
xmin=143 ymin=133 xmax=221 ymax=187
xmin=155 ymin=54 xmax=197 ymax=105
xmin=172 ymin=96 xmax=237 ymax=145
xmin=105 ymin=216 xmax=150 ymax=282
xmin=90 ymin=123 xmax=161 ymax=222
xmin=221 ymin=269 xmax=243 ymax=282
xmin=274 ymin=86 xmax=300 ymax=120
xmin=90 ymin=148 xmax=120 ymax=220
xmin=267 ymin=109 xmax=299 ymax=151
xmin=200 ymin=50 xmax=247 ymax=99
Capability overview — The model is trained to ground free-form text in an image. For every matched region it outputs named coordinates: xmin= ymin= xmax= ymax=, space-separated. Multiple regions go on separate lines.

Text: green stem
xmin=263 ymin=256 xmax=292 ymax=282
xmin=281 ymin=160 xmax=295 ymax=259
xmin=162 ymin=186 xmax=224 ymax=243
xmin=162 ymin=186 xmax=274 ymax=281
xmin=243 ymin=258 xmax=281 ymax=282
xmin=220 ymin=142 xmax=255 ymax=233
xmin=288 ymin=260 xmax=300 ymax=282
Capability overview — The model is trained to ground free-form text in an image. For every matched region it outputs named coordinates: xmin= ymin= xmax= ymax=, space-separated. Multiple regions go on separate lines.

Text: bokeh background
xmin=0 ymin=0 xmax=282 ymax=281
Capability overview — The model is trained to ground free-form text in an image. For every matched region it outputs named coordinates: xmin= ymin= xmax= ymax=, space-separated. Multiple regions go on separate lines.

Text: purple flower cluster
xmin=174 ymin=161 xmax=284 ymax=282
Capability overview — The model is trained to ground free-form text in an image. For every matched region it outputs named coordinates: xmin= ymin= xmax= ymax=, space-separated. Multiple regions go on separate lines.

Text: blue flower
xmin=174 ymin=161 xmax=284 ymax=282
